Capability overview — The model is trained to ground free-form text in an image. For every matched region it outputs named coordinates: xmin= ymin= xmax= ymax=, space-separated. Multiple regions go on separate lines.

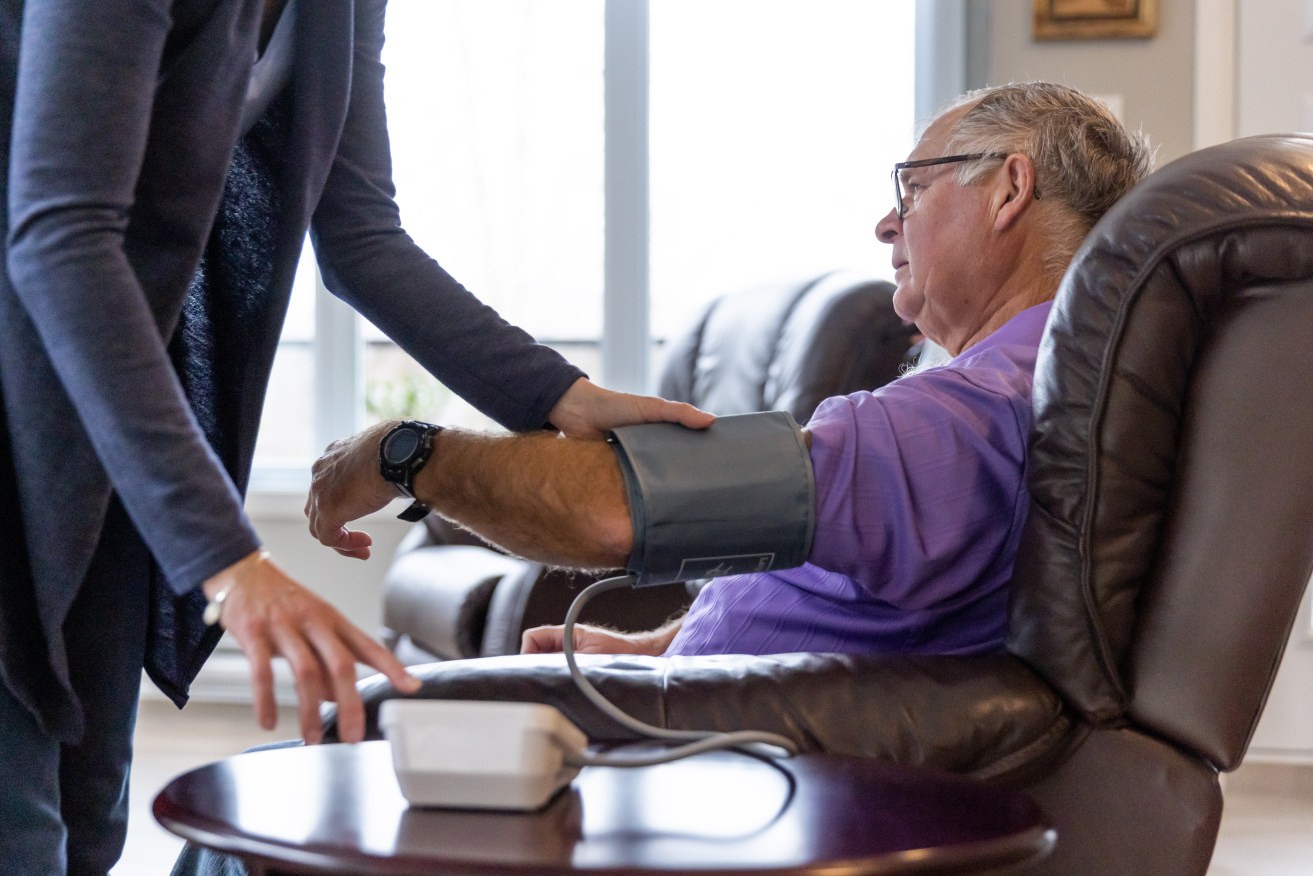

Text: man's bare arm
xmin=415 ymin=428 xmax=632 ymax=568
xmin=520 ymin=616 xmax=684 ymax=656
xmin=305 ymin=421 xmax=633 ymax=569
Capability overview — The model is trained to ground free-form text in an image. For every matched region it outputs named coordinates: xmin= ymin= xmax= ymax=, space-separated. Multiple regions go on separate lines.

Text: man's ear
xmin=992 ymin=153 xmax=1039 ymax=231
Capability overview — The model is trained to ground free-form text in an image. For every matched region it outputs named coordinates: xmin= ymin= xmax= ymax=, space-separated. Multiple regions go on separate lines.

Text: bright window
xmin=364 ymin=0 xmax=604 ymax=432
xmin=252 ymin=0 xmax=915 ymax=484
xmin=649 ymin=0 xmax=914 ymax=339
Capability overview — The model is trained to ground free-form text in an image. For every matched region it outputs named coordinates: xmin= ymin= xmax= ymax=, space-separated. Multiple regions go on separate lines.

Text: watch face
xmin=384 ymin=428 xmax=421 ymax=464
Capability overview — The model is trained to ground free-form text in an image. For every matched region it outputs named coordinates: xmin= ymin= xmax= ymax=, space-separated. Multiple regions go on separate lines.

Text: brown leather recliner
xmin=378 ymin=270 xmax=919 ymax=663
xmin=334 ymin=135 xmax=1313 ymax=875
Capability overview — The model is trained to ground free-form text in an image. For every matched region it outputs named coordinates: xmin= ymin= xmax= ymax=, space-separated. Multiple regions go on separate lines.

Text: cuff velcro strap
xmin=609 ymin=411 xmax=815 ymax=587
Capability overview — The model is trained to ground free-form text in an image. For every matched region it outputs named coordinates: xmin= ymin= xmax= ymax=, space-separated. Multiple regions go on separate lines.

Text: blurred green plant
xmin=365 ymin=374 xmax=451 ymax=422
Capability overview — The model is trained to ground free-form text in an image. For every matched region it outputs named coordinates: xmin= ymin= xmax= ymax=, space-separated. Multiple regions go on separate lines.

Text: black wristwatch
xmin=378 ymin=420 xmax=442 ymax=522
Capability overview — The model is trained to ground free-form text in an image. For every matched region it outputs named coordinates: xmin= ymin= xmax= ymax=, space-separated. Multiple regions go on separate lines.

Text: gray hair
xmin=938 ymin=82 xmax=1155 ymax=279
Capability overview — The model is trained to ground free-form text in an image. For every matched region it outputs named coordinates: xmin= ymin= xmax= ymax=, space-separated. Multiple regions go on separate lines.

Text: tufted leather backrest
xmin=657 ymin=271 xmax=918 ymax=422
xmin=1008 ymin=135 xmax=1313 ymax=769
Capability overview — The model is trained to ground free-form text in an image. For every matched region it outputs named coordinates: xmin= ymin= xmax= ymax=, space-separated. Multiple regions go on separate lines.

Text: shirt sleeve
xmin=5 ymin=0 xmax=260 ymax=595
xmin=308 ymin=0 xmax=584 ymax=432
xmin=804 ymin=364 xmax=1032 ymax=611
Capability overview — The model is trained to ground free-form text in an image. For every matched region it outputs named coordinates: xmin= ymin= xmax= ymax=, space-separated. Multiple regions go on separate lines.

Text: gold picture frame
xmin=1033 ymin=0 xmax=1157 ymax=41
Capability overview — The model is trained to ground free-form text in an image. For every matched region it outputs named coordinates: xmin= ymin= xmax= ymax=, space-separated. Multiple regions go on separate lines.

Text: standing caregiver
xmin=0 ymin=0 xmax=708 ymax=873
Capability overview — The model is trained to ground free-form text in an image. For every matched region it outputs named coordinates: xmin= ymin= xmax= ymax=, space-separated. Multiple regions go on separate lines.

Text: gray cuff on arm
xmin=609 ymin=411 xmax=815 ymax=587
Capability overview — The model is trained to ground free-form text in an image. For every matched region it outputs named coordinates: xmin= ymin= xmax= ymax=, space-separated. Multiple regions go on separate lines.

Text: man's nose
xmin=875 ymin=208 xmax=901 ymax=243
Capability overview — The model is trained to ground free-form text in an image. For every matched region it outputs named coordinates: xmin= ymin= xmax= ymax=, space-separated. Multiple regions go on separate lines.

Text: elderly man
xmin=306 ymin=81 xmax=1153 ymax=658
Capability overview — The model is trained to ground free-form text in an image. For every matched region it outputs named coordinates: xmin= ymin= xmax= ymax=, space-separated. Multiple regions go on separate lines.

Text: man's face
xmin=875 ymin=109 xmax=997 ymax=355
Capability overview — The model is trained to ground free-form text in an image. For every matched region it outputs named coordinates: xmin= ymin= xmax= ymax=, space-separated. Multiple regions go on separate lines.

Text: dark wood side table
xmin=154 ymin=740 xmax=1054 ymax=875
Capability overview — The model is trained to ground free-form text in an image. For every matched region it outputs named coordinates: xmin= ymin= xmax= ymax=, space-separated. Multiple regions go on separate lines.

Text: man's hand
xmin=203 ymin=550 xmax=421 ymax=745
xmin=547 ymin=377 xmax=714 ymax=440
xmin=305 ymin=420 xmax=400 ymax=560
xmin=521 ymin=620 xmax=681 ymax=657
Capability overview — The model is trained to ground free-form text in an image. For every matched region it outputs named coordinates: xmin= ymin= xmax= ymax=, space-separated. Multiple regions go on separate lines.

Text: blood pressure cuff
xmin=608 ymin=411 xmax=815 ymax=587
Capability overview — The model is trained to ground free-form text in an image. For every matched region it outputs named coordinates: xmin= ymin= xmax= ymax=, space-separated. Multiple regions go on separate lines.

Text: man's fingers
xmin=322 ymin=526 xmax=373 ymax=559
xmin=335 ymin=546 xmax=372 ymax=560
xmin=309 ymin=513 xmax=379 ymax=556
xmin=521 ymin=625 xmax=565 ymax=654
xmin=305 ymin=421 xmax=400 ymax=554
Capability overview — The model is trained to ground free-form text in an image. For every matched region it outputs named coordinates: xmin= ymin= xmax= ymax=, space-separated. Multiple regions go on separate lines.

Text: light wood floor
xmin=118 ymin=698 xmax=1313 ymax=875
xmin=119 ymin=699 xmax=301 ymax=876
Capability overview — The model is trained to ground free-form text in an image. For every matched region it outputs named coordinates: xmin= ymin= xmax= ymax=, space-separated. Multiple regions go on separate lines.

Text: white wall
xmin=967 ymin=0 xmax=1197 ymax=163
xmin=1228 ymin=0 xmax=1313 ymax=763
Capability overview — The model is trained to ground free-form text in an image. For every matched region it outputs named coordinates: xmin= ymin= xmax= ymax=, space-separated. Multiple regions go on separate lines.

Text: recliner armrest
xmin=331 ymin=651 xmax=1072 ymax=784
xmin=382 ymin=546 xmax=530 ymax=660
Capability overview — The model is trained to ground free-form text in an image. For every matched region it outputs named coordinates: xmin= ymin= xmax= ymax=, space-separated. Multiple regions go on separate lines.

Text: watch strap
xmin=396 ymin=499 xmax=432 ymax=523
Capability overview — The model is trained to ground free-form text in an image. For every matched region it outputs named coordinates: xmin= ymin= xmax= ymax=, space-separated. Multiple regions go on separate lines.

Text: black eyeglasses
xmin=892 ymin=152 xmax=1008 ymax=219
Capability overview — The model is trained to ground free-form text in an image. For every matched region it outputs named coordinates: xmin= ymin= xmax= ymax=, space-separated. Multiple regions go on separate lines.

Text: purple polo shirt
xmin=665 ymin=301 xmax=1052 ymax=658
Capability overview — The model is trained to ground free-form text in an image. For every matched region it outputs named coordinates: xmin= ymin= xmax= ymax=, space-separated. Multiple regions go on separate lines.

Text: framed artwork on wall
xmin=1033 ymin=0 xmax=1157 ymax=40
